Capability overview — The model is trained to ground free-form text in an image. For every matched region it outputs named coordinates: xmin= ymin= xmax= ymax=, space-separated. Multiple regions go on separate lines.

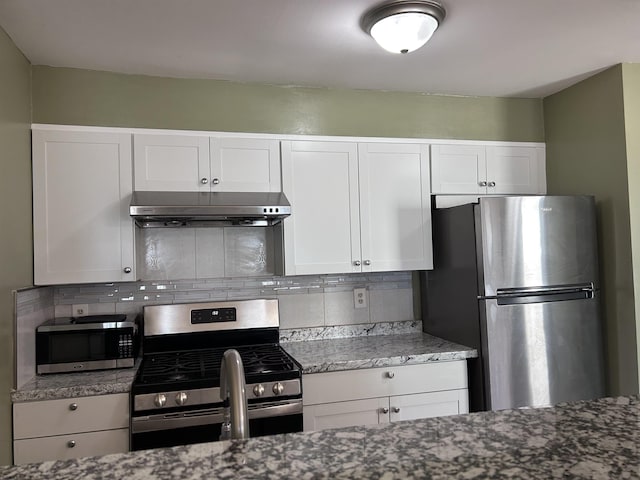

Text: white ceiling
xmin=1 ymin=0 xmax=639 ymax=98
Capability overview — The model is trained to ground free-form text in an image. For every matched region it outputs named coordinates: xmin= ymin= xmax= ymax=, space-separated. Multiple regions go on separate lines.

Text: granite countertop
xmin=12 ymin=325 xmax=476 ymax=401
xmin=2 ymin=395 xmax=638 ymax=479
xmin=10 ymin=360 xmax=140 ymax=403
xmin=283 ymin=332 xmax=477 ymax=374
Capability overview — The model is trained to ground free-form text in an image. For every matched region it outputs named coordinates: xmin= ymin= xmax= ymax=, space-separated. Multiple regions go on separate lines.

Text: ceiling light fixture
xmin=361 ymin=0 xmax=446 ymax=54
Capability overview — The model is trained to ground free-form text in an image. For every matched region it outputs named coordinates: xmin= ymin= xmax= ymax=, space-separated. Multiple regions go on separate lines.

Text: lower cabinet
xmin=12 ymin=393 xmax=129 ymax=465
xmin=303 ymin=361 xmax=469 ymax=431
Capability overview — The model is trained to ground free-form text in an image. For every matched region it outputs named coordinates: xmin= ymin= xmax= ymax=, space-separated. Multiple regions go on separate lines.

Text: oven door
xmin=131 ymin=399 xmax=303 ymax=451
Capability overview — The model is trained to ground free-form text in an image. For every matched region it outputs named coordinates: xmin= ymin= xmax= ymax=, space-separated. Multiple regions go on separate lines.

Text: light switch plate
xmin=354 ymin=288 xmax=367 ymax=309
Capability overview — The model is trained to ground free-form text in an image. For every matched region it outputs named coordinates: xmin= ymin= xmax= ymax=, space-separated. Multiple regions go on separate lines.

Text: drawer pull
xmin=69 ymin=403 xmax=78 ymax=411
xmin=392 ymin=407 xmax=400 ymax=413
xmin=385 ymin=371 xmax=395 ymax=379
xmin=67 ymin=440 xmax=76 ymax=448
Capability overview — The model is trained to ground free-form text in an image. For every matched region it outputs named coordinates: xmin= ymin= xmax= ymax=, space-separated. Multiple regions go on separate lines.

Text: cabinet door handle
xmin=392 ymin=407 xmax=400 ymax=414
xmin=353 ymin=260 xmax=361 ymax=267
xmin=67 ymin=440 xmax=76 ymax=448
xmin=201 ymin=178 xmax=209 ymax=184
xmin=123 ymin=267 xmax=132 ymax=274
xmin=380 ymin=407 xmax=389 ymax=414
xmin=212 ymin=178 xmax=220 ymax=185
xmin=69 ymin=403 xmax=78 ymax=411
xmin=385 ymin=371 xmax=395 ymax=379
xmin=478 ymin=181 xmax=487 ymax=187
xmin=363 ymin=260 xmax=371 ymax=266
xmin=488 ymin=181 xmax=496 ymax=187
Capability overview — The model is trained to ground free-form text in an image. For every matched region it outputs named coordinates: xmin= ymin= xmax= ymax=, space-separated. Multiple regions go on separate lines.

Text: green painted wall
xmin=622 ymin=63 xmax=640 ymax=391
xmin=32 ymin=66 xmax=544 ymax=142
xmin=544 ymin=64 xmax=639 ymax=396
xmin=0 ymin=27 xmax=32 ymax=464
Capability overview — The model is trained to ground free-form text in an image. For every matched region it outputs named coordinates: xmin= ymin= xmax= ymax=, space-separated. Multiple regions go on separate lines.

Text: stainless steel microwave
xmin=36 ymin=314 xmax=138 ymax=374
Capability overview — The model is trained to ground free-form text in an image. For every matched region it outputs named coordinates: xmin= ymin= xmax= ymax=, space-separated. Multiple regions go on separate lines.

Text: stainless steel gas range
xmin=130 ymin=299 xmax=303 ymax=450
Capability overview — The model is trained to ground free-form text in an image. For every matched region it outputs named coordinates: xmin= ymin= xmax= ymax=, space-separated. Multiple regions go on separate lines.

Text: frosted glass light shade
xmin=370 ymin=12 xmax=439 ymax=54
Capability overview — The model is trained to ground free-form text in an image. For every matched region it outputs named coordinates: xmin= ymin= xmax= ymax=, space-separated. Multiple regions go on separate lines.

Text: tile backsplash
xmin=14 ymin=271 xmax=419 ymax=385
xmin=53 ymin=271 xmax=418 ymax=329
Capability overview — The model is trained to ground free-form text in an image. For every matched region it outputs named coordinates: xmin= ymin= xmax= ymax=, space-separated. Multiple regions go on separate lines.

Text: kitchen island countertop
xmin=1 ymin=395 xmax=637 ymax=479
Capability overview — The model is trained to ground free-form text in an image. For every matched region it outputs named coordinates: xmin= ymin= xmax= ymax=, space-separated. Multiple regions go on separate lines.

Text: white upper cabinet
xmin=133 ymin=134 xmax=280 ymax=192
xmin=134 ymin=134 xmax=210 ymax=191
xmin=32 ymin=130 xmax=135 ymax=285
xmin=281 ymin=141 xmax=362 ymax=275
xmin=210 ymin=138 xmax=281 ymax=192
xmin=431 ymin=144 xmax=546 ymax=195
xmin=281 ymin=141 xmax=432 ymax=276
xmin=358 ymin=143 xmax=432 ymax=272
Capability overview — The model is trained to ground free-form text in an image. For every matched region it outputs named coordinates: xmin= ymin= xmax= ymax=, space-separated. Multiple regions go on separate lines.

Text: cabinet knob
xmin=212 ymin=178 xmax=220 ymax=185
xmin=67 ymin=440 xmax=76 ymax=448
xmin=123 ymin=267 xmax=132 ymax=274
xmin=364 ymin=260 xmax=371 ymax=266
xmin=353 ymin=260 xmax=361 ymax=267
xmin=69 ymin=403 xmax=78 ymax=411
xmin=479 ymin=181 xmax=487 ymax=187
xmin=201 ymin=177 xmax=209 ymax=184
xmin=380 ymin=407 xmax=389 ymax=414
xmin=385 ymin=371 xmax=395 ymax=379
xmin=488 ymin=181 xmax=496 ymax=187
xmin=392 ymin=407 xmax=400 ymax=413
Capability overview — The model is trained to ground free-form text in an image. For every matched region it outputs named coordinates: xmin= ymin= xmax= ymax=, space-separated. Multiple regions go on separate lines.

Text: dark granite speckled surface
xmin=2 ymin=396 xmax=638 ymax=479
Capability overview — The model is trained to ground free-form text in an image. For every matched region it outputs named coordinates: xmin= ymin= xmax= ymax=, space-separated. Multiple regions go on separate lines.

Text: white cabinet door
xmin=281 ymin=141 xmax=361 ymax=275
xmin=133 ymin=134 xmax=210 ymax=191
xmin=210 ymin=138 xmax=280 ymax=192
xmin=486 ymin=145 xmax=546 ymax=194
xmin=13 ymin=428 xmax=129 ymax=465
xmin=358 ymin=143 xmax=433 ymax=272
xmin=303 ymin=397 xmax=389 ymax=431
xmin=431 ymin=144 xmax=486 ymax=194
xmin=389 ymin=390 xmax=469 ymax=423
xmin=32 ymin=130 xmax=135 ymax=285
xmin=431 ymin=143 xmax=546 ymax=196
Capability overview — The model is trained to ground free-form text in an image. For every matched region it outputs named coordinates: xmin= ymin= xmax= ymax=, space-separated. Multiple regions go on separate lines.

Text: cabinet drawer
xmin=13 ymin=428 xmax=129 ymax=465
xmin=303 ymin=397 xmax=388 ymax=431
xmin=13 ymin=394 xmax=129 ymax=439
xmin=303 ymin=361 xmax=467 ymax=406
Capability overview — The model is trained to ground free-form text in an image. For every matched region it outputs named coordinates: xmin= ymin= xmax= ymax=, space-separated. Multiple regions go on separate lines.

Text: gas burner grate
xmin=136 ymin=344 xmax=299 ymax=387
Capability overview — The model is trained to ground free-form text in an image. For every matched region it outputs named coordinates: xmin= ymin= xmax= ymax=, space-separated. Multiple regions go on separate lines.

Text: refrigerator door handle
xmin=491 ymin=283 xmax=595 ymax=306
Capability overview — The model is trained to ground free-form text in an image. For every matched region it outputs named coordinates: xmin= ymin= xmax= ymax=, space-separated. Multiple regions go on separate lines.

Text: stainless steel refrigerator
xmin=421 ymin=195 xmax=605 ymax=411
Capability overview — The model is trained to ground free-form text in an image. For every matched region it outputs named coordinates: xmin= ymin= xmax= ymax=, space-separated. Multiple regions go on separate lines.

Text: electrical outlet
xmin=354 ymin=288 xmax=367 ymax=309
xmin=72 ymin=304 xmax=89 ymax=317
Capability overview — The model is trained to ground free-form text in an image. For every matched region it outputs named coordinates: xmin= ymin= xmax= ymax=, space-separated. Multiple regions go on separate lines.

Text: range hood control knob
xmin=253 ymin=384 xmax=265 ymax=397
xmin=175 ymin=392 xmax=188 ymax=406
xmin=272 ymin=382 xmax=284 ymax=395
xmin=154 ymin=394 xmax=167 ymax=408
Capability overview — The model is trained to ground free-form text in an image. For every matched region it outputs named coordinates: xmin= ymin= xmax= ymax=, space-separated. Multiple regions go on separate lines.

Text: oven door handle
xmin=131 ymin=400 xmax=303 ymax=434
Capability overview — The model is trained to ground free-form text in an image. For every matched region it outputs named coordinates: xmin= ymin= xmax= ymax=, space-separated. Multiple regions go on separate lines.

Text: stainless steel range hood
xmin=130 ymin=191 xmax=291 ymax=228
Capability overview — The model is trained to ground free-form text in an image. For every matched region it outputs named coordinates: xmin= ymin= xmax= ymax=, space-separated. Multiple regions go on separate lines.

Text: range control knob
xmin=253 ymin=384 xmax=265 ymax=397
xmin=154 ymin=394 xmax=167 ymax=408
xmin=175 ymin=392 xmax=188 ymax=406
xmin=272 ymin=382 xmax=284 ymax=395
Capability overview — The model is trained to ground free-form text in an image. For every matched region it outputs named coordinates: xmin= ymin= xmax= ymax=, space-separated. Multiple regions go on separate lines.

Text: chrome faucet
xmin=219 ymin=349 xmax=250 ymax=440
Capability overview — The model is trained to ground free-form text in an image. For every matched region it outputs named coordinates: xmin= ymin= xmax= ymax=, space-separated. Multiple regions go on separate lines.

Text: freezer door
xmin=481 ymin=294 xmax=605 ymax=411
xmin=478 ymin=196 xmax=599 ymax=296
